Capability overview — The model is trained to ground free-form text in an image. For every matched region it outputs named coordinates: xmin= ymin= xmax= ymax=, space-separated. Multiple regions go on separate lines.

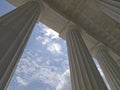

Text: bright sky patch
xmin=8 ymin=23 xmax=71 ymax=90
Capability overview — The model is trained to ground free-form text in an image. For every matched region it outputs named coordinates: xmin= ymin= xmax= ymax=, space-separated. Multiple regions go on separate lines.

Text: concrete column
xmin=0 ymin=1 xmax=42 ymax=89
xmin=65 ymin=25 xmax=108 ymax=90
xmin=93 ymin=45 xmax=120 ymax=90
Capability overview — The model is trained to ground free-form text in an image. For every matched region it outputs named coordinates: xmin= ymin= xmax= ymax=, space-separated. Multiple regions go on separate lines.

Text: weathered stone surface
xmin=66 ymin=25 xmax=107 ymax=90
xmin=43 ymin=0 xmax=120 ymax=56
xmin=7 ymin=0 xmax=120 ymax=57
xmin=0 ymin=1 xmax=41 ymax=89
xmin=93 ymin=45 xmax=120 ymax=90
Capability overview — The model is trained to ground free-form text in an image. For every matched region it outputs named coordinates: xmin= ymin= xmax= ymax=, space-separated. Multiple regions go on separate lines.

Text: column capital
xmin=31 ymin=0 xmax=44 ymax=6
xmin=27 ymin=0 xmax=44 ymax=10
xmin=91 ymin=43 xmax=108 ymax=56
xmin=66 ymin=24 xmax=108 ymax=90
xmin=29 ymin=0 xmax=44 ymax=21
xmin=59 ymin=22 xmax=83 ymax=39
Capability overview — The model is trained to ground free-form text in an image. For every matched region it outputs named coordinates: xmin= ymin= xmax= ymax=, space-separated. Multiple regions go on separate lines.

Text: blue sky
xmin=7 ymin=22 xmax=71 ymax=90
xmin=0 ymin=0 xmax=110 ymax=90
xmin=0 ymin=0 xmax=72 ymax=90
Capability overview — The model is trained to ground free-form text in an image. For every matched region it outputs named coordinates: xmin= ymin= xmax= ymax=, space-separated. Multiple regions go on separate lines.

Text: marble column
xmin=98 ymin=0 xmax=120 ymax=23
xmin=93 ymin=45 xmax=120 ymax=90
xmin=0 ymin=1 xmax=42 ymax=89
xmin=65 ymin=25 xmax=108 ymax=90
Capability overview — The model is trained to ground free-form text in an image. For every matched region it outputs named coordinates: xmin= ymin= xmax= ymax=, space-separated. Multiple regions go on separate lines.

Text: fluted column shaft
xmin=0 ymin=1 xmax=42 ymax=89
xmin=98 ymin=0 xmax=120 ymax=23
xmin=94 ymin=45 xmax=120 ymax=90
xmin=66 ymin=26 xmax=107 ymax=90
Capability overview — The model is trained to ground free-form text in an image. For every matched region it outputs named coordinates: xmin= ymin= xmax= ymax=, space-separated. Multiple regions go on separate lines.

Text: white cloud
xmin=36 ymin=23 xmax=63 ymax=55
xmin=36 ymin=35 xmax=41 ymax=40
xmin=32 ymin=67 xmax=60 ymax=87
xmin=56 ymin=69 xmax=72 ymax=90
xmin=47 ymin=43 xmax=62 ymax=54
xmin=43 ymin=28 xmax=59 ymax=39
xmin=36 ymin=23 xmax=60 ymax=48
xmin=16 ymin=76 xmax=28 ymax=86
xmin=13 ymin=48 xmax=71 ymax=90
xmin=15 ymin=50 xmax=70 ymax=89
xmin=15 ymin=50 xmax=61 ymax=87
xmin=42 ymin=38 xmax=51 ymax=45
xmin=37 ymin=22 xmax=59 ymax=39
xmin=36 ymin=35 xmax=51 ymax=45
xmin=12 ymin=23 xmax=70 ymax=89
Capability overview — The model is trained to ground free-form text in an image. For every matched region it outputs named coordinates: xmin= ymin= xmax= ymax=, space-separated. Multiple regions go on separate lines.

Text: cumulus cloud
xmin=16 ymin=76 xmax=28 ymax=86
xmin=35 ymin=23 xmax=63 ymax=55
xmin=15 ymin=50 xmax=60 ymax=87
xmin=47 ymin=43 xmax=62 ymax=54
xmin=11 ymin=23 xmax=70 ymax=90
xmin=56 ymin=69 xmax=72 ymax=90
xmin=15 ymin=49 xmax=71 ymax=89
xmin=43 ymin=28 xmax=59 ymax=39
xmin=15 ymin=54 xmax=60 ymax=87
xmin=32 ymin=67 xmax=60 ymax=87
xmin=36 ymin=35 xmax=51 ymax=45
xmin=36 ymin=22 xmax=60 ymax=47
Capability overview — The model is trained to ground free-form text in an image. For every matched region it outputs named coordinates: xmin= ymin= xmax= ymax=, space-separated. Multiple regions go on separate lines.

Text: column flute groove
xmin=0 ymin=1 xmax=43 ymax=89
xmin=93 ymin=45 xmax=120 ymax=90
xmin=65 ymin=25 xmax=108 ymax=90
